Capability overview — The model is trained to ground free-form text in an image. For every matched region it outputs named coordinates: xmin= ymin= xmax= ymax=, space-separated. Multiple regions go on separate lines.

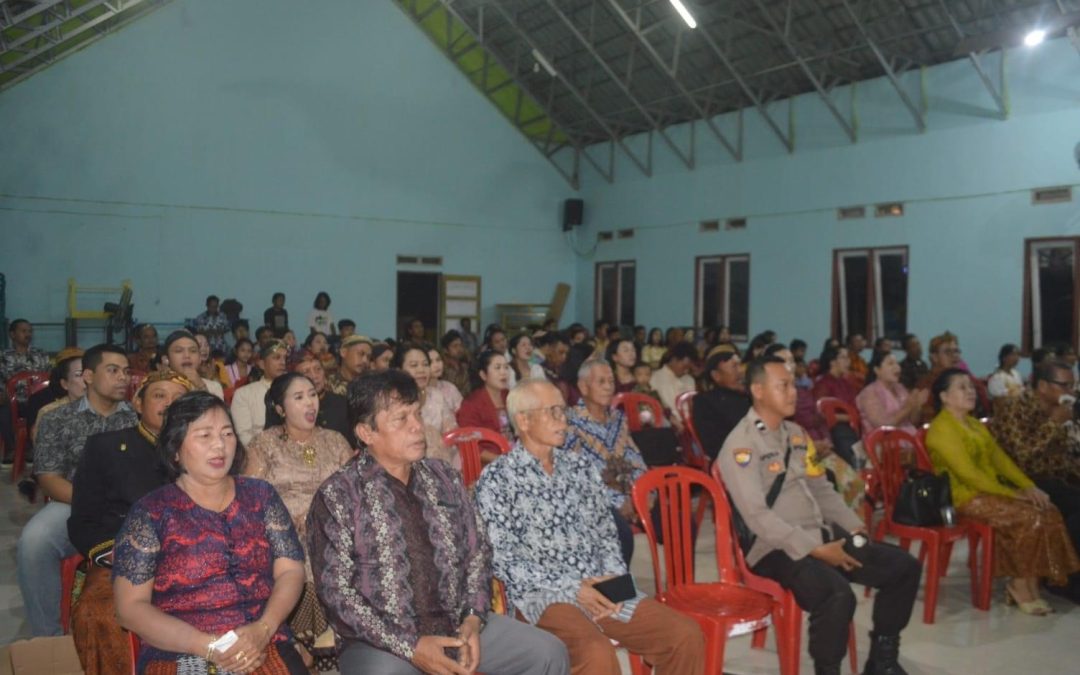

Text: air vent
xmin=699 ymin=219 xmax=721 ymax=232
xmin=598 ymin=231 xmax=614 ymax=242
xmin=1032 ymin=186 xmax=1072 ymax=204
xmin=725 ymin=218 xmax=747 ymax=230
xmin=838 ymin=206 xmax=866 ymax=220
xmin=616 ymin=228 xmax=635 ymax=239
xmin=875 ymin=202 xmax=904 ymax=217
xmin=396 ymin=255 xmax=442 ymax=266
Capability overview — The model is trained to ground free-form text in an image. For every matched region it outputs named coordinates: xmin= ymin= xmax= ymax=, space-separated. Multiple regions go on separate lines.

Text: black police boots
xmin=862 ymin=632 xmax=908 ymax=675
xmin=814 ymin=664 xmax=841 ymax=675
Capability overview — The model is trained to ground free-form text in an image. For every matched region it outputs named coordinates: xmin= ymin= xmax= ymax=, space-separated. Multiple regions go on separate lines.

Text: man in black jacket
xmin=692 ymin=347 xmax=750 ymax=461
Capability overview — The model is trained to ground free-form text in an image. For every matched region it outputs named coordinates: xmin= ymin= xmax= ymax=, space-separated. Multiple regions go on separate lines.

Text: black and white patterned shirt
xmin=34 ymin=396 xmax=137 ymax=482
xmin=475 ymin=444 xmax=641 ymax=624
xmin=0 ymin=347 xmax=50 ymax=401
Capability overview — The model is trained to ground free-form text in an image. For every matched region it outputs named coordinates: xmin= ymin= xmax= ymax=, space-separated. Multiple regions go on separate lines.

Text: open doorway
xmin=397 ymin=271 xmax=440 ymax=342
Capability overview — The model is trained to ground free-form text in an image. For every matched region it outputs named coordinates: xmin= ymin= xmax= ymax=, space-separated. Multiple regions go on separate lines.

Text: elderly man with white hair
xmin=475 ymin=378 xmax=704 ymax=675
xmin=562 ymin=358 xmax=647 ymax=566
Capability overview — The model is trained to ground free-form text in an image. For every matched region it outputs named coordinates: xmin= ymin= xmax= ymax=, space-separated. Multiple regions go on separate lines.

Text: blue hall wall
xmin=574 ymin=38 xmax=1080 ymax=375
xmin=0 ymin=0 xmax=577 ymax=349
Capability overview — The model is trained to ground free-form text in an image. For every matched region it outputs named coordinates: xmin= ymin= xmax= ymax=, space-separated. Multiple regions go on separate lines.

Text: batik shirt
xmin=562 ymin=403 xmax=646 ymax=509
xmin=0 ymin=347 xmax=50 ymax=401
xmin=475 ymin=444 xmax=642 ymax=624
xmin=990 ymin=392 xmax=1080 ymax=482
xmin=192 ymin=311 xmax=231 ymax=354
xmin=34 ymin=397 xmax=137 ymax=481
xmin=306 ymin=453 xmax=491 ymax=662
xmin=113 ymin=478 xmax=304 ymax=669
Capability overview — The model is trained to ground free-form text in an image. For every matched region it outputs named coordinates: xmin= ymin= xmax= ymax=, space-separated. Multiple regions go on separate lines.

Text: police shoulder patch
xmin=733 ymin=448 xmax=753 ymax=467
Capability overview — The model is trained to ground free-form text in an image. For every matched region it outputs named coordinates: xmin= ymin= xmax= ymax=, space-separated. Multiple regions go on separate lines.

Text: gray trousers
xmin=339 ymin=613 xmax=569 ymax=675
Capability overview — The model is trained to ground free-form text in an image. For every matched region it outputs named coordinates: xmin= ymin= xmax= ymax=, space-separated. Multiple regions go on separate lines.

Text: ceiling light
xmin=669 ymin=0 xmax=697 ymax=29
xmin=1024 ymin=29 xmax=1046 ymax=47
xmin=531 ymin=48 xmax=557 ymax=77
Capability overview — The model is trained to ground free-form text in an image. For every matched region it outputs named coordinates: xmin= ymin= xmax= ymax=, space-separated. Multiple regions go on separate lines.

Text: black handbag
xmin=892 ymin=469 xmax=953 ymax=526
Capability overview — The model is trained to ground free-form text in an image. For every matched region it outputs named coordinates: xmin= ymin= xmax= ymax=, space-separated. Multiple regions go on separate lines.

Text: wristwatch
xmin=460 ymin=607 xmax=488 ymax=632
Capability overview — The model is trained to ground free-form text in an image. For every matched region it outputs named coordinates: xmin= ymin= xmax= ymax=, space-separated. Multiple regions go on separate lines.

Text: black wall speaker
xmin=563 ymin=198 xmax=584 ymax=231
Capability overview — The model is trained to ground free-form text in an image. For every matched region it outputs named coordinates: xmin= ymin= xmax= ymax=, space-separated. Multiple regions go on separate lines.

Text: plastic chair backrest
xmin=128 ymin=632 xmax=141 ymax=675
xmin=674 ymin=390 xmax=709 ymax=469
xmin=442 ymin=426 xmax=511 ymax=486
xmin=863 ymin=427 xmax=934 ymax=516
xmin=611 ymin=392 xmax=664 ymax=432
xmin=632 ymin=466 xmax=742 ymax=594
xmin=7 ymin=371 xmax=49 ymax=429
xmin=29 ymin=378 xmax=51 ymax=397
xmin=817 ymin=396 xmax=861 ymax=433
xmin=60 ymin=553 xmax=84 ymax=633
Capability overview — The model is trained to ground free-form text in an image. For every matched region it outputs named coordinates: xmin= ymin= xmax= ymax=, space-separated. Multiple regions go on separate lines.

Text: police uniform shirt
xmin=718 ymin=408 xmax=863 ymax=567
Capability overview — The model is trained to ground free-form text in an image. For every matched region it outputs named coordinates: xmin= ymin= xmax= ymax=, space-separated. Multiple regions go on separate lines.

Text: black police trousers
xmin=753 ymin=541 xmax=921 ymax=666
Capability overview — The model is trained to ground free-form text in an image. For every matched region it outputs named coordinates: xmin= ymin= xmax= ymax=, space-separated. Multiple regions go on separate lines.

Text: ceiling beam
xmin=603 ymin=0 xmax=741 ymax=160
xmin=839 ymin=0 xmax=926 ymax=132
xmin=541 ymin=0 xmax=694 ymax=170
xmin=751 ymin=0 xmax=857 ymax=142
xmin=488 ymin=0 xmax=651 ymax=180
xmin=938 ymin=0 xmax=1008 ymax=119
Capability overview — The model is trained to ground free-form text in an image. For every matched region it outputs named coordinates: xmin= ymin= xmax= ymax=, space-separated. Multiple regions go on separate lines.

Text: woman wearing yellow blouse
xmin=926 ymin=368 xmax=1079 ymax=615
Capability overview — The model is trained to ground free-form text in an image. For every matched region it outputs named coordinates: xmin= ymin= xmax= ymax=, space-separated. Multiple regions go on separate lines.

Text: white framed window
xmin=694 ymin=254 xmax=750 ymax=341
xmin=832 ymin=246 xmax=908 ymax=341
xmin=1024 ymin=238 xmax=1079 ymax=351
xmin=595 ymin=260 xmax=636 ymax=327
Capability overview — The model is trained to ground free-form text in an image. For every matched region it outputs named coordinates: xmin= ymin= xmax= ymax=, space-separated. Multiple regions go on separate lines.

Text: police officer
xmin=718 ymin=356 xmax=920 ymax=675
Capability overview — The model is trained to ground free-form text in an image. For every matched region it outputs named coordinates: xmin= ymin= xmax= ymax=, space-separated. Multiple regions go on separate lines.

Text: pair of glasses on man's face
xmin=522 ymin=404 xmax=568 ymax=421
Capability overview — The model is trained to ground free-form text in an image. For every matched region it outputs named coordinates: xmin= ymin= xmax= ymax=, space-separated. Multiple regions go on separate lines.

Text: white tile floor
xmin=1 ymin=471 xmax=1075 ymax=673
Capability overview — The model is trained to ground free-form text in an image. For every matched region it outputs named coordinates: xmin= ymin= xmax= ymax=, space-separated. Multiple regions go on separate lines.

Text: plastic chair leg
xmin=921 ymin=534 xmax=941 ymax=624
xmin=847 ymin=622 xmax=859 ymax=675
xmin=627 ymin=651 xmax=651 ymax=675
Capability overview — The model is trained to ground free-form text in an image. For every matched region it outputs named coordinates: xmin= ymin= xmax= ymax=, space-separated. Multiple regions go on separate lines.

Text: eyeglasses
xmin=521 ymin=404 xmax=568 ymax=421
xmin=1046 ymin=378 xmax=1076 ymax=389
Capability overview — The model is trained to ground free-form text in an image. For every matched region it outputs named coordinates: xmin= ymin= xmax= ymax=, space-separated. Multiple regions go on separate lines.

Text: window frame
xmin=1022 ymin=236 xmax=1080 ymax=353
xmin=694 ymin=253 xmax=751 ymax=341
xmin=830 ymin=245 xmax=909 ymax=342
xmin=594 ymin=260 xmax=636 ymax=327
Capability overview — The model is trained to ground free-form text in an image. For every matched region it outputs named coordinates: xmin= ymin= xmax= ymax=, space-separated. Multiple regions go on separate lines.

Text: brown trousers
xmin=72 ymin=565 xmax=131 ymax=675
xmin=535 ymin=599 xmax=705 ymax=675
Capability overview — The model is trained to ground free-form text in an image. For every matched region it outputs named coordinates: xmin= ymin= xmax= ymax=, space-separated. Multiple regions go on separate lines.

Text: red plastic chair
xmin=7 ymin=370 xmax=49 ymax=482
xmin=125 ymin=370 xmax=148 ymax=401
xmin=863 ymin=427 xmax=994 ymax=622
xmin=128 ymin=631 xmax=140 ymax=675
xmin=816 ymin=397 xmax=861 ymax=434
xmin=674 ymin=391 xmax=709 ymax=471
xmin=442 ymin=427 xmax=511 ymax=487
xmin=710 ymin=462 xmax=858 ymax=675
xmin=60 ymin=553 xmax=85 ymax=634
xmin=632 ymin=466 xmax=776 ymax=675
xmin=611 ymin=392 xmax=664 ymax=433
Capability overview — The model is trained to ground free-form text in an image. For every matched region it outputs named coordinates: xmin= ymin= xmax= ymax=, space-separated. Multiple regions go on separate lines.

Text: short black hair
xmin=1033 ymin=359 xmax=1073 ymax=388
xmin=164 ymin=329 xmax=198 ymax=353
xmin=931 ymin=368 xmax=969 ymax=413
xmin=746 ymin=356 xmax=786 ymax=388
xmin=159 ymin=391 xmax=246 ymax=480
xmin=667 ymin=342 xmax=697 ymax=362
xmin=314 ymin=292 xmax=331 ymax=309
xmin=346 ymin=370 xmax=420 ymax=448
xmin=272 ymin=292 xmax=285 ymax=302
xmin=206 ymin=295 xmax=219 ymax=305
xmin=997 ymin=343 xmax=1020 ymax=368
xmin=874 ymin=337 xmax=892 ymax=350
xmin=789 ymin=339 xmax=807 ymax=352
xmin=902 ymin=333 xmax=918 ymax=349
xmin=1030 ymin=347 xmax=1050 ymax=367
xmin=391 ymin=342 xmax=430 ymax=370
xmin=8 ymin=318 xmax=30 ymax=332
xmin=255 ymin=326 xmax=273 ymax=340
xmin=338 ymin=318 xmax=356 ymax=330
xmin=82 ymin=343 xmax=128 ymax=372
xmin=440 ymin=330 xmax=463 ymax=350
xmin=763 ymin=343 xmax=789 ymax=358
xmin=537 ymin=330 xmax=569 ymax=348
xmin=264 ymin=372 xmax=314 ymax=427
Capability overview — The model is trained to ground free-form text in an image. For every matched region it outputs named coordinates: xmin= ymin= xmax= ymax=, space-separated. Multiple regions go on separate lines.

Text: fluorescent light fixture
xmin=1024 ymin=28 xmax=1046 ymax=46
xmin=669 ymin=0 xmax=697 ymax=29
xmin=531 ymin=48 xmax=557 ymax=77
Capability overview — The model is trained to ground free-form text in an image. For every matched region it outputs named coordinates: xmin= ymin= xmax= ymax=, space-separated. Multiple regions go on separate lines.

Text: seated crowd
xmin=2 ymin=297 xmax=1080 ymax=675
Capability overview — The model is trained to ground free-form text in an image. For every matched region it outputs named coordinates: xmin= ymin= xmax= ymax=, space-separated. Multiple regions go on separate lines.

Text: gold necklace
xmin=283 ymin=428 xmax=317 ymax=466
